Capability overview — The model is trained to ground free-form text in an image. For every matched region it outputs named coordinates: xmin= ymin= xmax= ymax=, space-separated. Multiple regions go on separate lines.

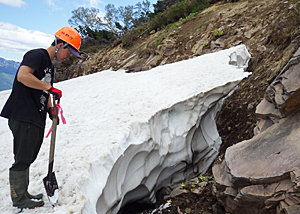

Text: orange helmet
xmin=55 ymin=27 xmax=81 ymax=51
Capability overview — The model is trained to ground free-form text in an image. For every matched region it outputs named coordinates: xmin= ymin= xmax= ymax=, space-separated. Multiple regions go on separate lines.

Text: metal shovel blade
xmin=43 ymin=171 xmax=59 ymax=206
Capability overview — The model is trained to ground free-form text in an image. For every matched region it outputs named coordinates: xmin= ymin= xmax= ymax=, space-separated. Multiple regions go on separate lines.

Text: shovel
xmin=43 ymin=95 xmax=59 ymax=206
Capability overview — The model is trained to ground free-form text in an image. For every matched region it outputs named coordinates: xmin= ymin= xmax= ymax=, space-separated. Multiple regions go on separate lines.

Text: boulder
xmin=213 ymin=47 xmax=300 ymax=213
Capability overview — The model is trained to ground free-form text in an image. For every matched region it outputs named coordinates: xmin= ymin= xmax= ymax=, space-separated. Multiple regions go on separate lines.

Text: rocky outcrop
xmin=213 ymin=48 xmax=300 ymax=214
xmin=255 ymin=47 xmax=300 ymax=135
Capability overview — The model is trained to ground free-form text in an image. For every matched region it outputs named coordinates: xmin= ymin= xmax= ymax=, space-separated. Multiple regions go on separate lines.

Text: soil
xmin=151 ymin=170 xmax=223 ymax=214
xmin=57 ymin=0 xmax=300 ymax=213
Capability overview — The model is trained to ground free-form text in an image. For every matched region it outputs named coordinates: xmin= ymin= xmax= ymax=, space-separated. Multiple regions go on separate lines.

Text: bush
xmin=120 ymin=0 xmax=210 ymax=47
xmin=121 ymin=25 xmax=149 ymax=46
xmin=213 ymin=28 xmax=223 ymax=37
xmin=148 ymin=0 xmax=210 ymax=31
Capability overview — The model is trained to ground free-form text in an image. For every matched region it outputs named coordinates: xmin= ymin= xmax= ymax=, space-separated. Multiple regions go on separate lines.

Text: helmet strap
xmin=53 ymin=37 xmax=69 ymax=65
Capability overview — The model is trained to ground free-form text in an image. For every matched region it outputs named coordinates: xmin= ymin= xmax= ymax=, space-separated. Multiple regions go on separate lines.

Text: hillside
xmin=0 ymin=57 xmax=19 ymax=91
xmin=55 ymin=0 xmax=300 ymax=213
xmin=57 ymin=0 xmax=300 ymax=150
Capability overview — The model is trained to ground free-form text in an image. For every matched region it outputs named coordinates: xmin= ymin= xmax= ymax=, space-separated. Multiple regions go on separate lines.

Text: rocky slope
xmin=56 ymin=0 xmax=300 ymax=213
xmin=213 ymin=49 xmax=300 ymax=214
xmin=57 ymin=0 xmax=300 ymax=151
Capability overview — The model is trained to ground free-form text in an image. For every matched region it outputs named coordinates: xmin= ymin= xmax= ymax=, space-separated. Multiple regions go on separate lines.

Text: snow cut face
xmin=0 ymin=45 xmax=250 ymax=214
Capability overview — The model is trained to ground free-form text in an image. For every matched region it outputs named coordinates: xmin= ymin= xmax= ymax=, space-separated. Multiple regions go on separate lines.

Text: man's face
xmin=57 ymin=43 xmax=72 ymax=62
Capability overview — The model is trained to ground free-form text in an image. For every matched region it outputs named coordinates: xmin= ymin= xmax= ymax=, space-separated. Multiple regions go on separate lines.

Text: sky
xmin=0 ymin=45 xmax=251 ymax=213
xmin=0 ymin=0 xmax=157 ymax=62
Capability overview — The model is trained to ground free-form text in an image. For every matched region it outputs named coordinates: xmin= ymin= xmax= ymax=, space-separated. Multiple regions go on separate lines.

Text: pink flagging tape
xmin=46 ymin=104 xmax=66 ymax=138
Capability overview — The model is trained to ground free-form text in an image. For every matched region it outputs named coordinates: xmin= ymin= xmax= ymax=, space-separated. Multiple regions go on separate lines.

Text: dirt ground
xmin=151 ymin=171 xmax=222 ymax=214
xmin=120 ymin=168 xmax=221 ymax=214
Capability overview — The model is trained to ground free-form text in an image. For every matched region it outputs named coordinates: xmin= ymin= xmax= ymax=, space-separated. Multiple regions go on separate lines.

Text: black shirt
xmin=0 ymin=48 xmax=54 ymax=128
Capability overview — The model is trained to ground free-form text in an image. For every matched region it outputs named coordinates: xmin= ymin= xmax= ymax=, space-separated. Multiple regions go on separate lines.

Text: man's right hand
xmin=47 ymin=86 xmax=62 ymax=100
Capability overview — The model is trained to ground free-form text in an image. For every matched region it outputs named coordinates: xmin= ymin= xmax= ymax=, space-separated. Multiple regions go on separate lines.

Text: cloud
xmin=86 ymin=0 xmax=103 ymax=8
xmin=43 ymin=0 xmax=63 ymax=11
xmin=0 ymin=0 xmax=26 ymax=7
xmin=44 ymin=0 xmax=55 ymax=7
xmin=0 ymin=22 xmax=54 ymax=59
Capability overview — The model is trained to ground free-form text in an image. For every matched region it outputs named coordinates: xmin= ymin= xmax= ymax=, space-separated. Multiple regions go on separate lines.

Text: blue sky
xmin=0 ymin=0 xmax=156 ymax=62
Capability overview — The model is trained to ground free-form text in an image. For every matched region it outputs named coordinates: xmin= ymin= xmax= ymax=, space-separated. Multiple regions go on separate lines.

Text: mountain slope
xmin=55 ymin=0 xmax=300 ymax=212
xmin=59 ymin=0 xmax=299 ymax=149
xmin=0 ymin=57 xmax=19 ymax=91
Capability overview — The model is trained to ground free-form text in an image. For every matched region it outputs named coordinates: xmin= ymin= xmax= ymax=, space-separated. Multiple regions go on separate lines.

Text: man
xmin=0 ymin=27 xmax=82 ymax=209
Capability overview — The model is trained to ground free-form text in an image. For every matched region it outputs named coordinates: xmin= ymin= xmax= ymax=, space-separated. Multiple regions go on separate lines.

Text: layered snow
xmin=0 ymin=45 xmax=251 ymax=214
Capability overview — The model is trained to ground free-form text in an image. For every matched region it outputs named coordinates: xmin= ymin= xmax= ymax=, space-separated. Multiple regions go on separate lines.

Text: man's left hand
xmin=48 ymin=107 xmax=59 ymax=125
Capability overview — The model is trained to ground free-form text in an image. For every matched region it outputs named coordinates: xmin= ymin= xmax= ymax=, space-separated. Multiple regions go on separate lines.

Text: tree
xmin=153 ymin=0 xmax=178 ymax=14
xmin=135 ymin=0 xmax=152 ymax=17
xmin=104 ymin=0 xmax=152 ymax=35
xmin=68 ymin=7 xmax=116 ymax=37
xmin=104 ymin=4 xmax=119 ymax=28
xmin=133 ymin=1 xmax=152 ymax=26
xmin=118 ymin=5 xmax=136 ymax=33
xmin=69 ymin=1 xmax=153 ymax=39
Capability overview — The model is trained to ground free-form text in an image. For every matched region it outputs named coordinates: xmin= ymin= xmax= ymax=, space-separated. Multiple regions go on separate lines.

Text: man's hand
xmin=47 ymin=107 xmax=59 ymax=125
xmin=47 ymin=86 xmax=62 ymax=100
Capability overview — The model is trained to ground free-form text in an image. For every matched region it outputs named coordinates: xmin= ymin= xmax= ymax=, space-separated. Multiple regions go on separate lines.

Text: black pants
xmin=8 ymin=119 xmax=44 ymax=171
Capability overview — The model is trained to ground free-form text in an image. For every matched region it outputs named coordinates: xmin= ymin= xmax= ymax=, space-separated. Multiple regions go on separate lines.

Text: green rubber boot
xmin=25 ymin=168 xmax=43 ymax=200
xmin=9 ymin=169 xmax=44 ymax=209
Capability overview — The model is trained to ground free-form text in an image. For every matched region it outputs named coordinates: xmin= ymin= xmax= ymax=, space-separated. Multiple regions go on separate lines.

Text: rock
xmin=224 ymin=187 xmax=238 ymax=197
xmin=213 ymin=47 xmax=300 ymax=214
xmin=257 ymin=45 xmax=267 ymax=52
xmin=150 ymin=30 xmax=156 ymax=34
xmin=191 ymin=188 xmax=201 ymax=195
xmin=166 ymin=189 xmax=189 ymax=199
xmin=160 ymin=39 xmax=176 ymax=56
xmin=290 ymin=169 xmax=300 ymax=190
xmin=274 ymin=83 xmax=286 ymax=105
xmin=255 ymin=47 xmax=300 ymax=135
xmin=184 ymin=208 xmax=192 ymax=213
xmin=199 ymin=181 xmax=208 ymax=188
xmin=177 ymin=206 xmax=184 ymax=214
xmin=244 ymin=23 xmax=262 ymax=38
xmin=255 ymin=117 xmax=274 ymax=134
xmin=279 ymin=201 xmax=289 ymax=210
xmin=285 ymin=193 xmax=300 ymax=205
xmin=265 ymin=193 xmax=286 ymax=209
xmin=212 ymin=160 xmax=232 ymax=189
xmin=255 ymin=98 xmax=281 ymax=119
xmin=185 ymin=178 xmax=199 ymax=186
xmin=283 ymin=205 xmax=300 ymax=214
xmin=212 ymin=203 xmax=226 ymax=214
xmin=226 ymin=112 xmax=300 ymax=186
xmin=211 ymin=40 xmax=225 ymax=50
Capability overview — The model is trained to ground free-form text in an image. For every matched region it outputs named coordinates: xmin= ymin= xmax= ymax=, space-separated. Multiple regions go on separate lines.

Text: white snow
xmin=0 ymin=45 xmax=251 ymax=214
xmin=48 ymin=189 xmax=59 ymax=206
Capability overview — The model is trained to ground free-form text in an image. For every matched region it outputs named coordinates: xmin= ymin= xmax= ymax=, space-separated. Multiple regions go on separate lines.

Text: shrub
xmin=213 ymin=28 xmax=223 ymax=37
xmin=121 ymin=0 xmax=210 ymax=47
xmin=121 ymin=25 xmax=148 ymax=46
xmin=148 ymin=0 xmax=210 ymax=31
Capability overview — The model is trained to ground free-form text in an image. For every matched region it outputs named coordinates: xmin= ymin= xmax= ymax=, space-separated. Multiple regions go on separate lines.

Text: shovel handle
xmin=48 ymin=96 xmax=59 ymax=175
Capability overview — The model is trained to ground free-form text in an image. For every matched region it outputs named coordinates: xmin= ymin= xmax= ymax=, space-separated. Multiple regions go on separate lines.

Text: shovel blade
xmin=43 ymin=171 xmax=59 ymax=206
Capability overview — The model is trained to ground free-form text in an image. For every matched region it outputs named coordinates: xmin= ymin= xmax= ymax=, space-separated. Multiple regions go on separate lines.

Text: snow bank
xmin=0 ymin=45 xmax=251 ymax=214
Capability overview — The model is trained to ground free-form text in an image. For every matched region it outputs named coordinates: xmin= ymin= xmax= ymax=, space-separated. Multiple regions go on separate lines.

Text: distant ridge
xmin=0 ymin=57 xmax=20 ymax=91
